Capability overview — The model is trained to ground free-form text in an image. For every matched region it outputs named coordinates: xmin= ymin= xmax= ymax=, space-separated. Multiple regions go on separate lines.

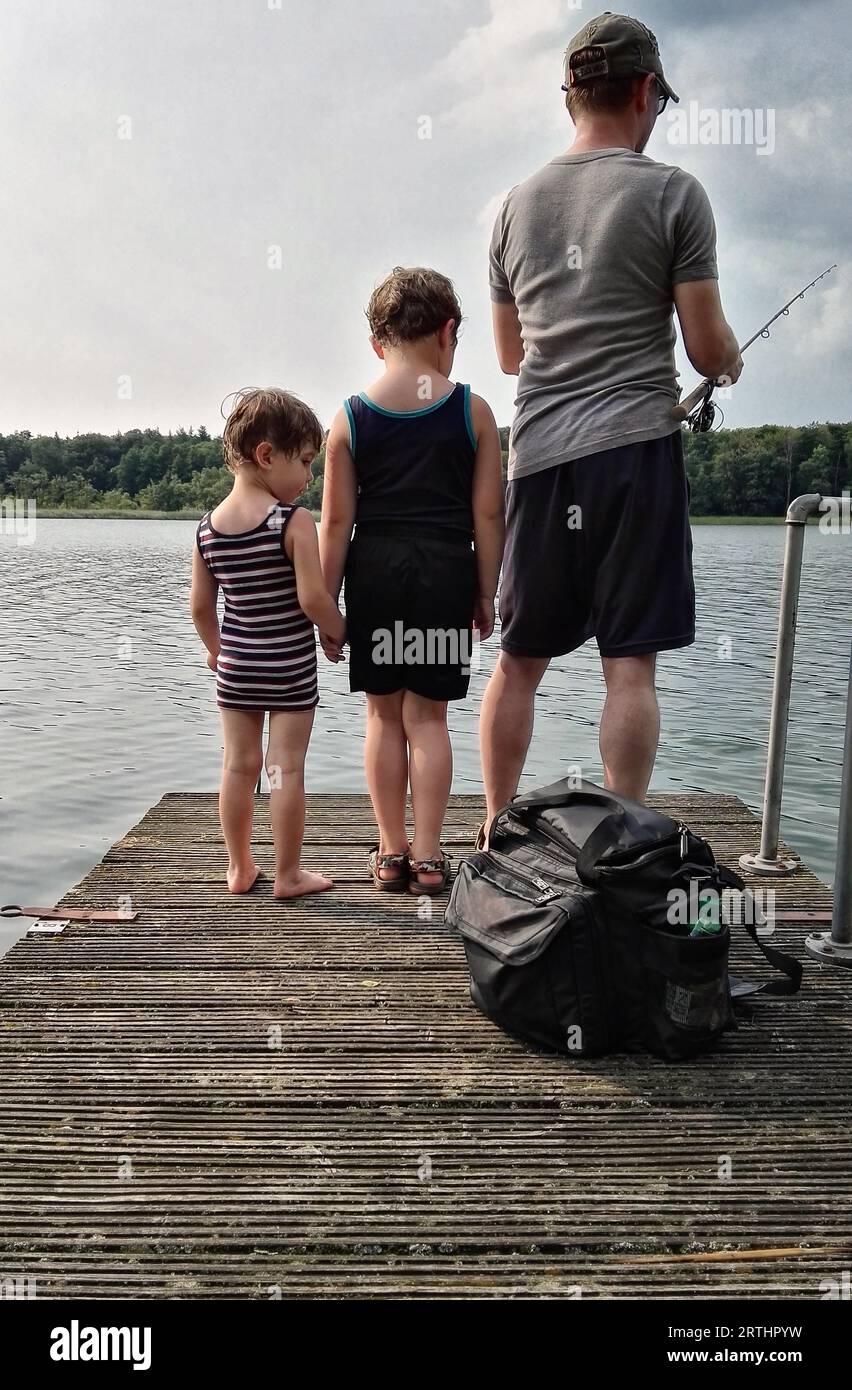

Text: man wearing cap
xmin=480 ymin=11 xmax=742 ymax=817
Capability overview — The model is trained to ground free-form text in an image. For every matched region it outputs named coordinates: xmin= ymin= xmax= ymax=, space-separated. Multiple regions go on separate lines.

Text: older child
xmin=320 ymin=267 xmax=504 ymax=894
xmin=191 ymin=388 xmax=345 ymax=899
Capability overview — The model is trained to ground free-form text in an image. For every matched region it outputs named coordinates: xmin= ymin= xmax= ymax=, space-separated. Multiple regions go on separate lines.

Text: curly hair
xmin=366 ymin=266 xmax=462 ymax=348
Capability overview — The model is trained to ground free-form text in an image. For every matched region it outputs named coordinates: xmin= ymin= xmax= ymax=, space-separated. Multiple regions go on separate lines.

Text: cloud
xmin=0 ymin=0 xmax=847 ymax=435
xmin=791 ymin=265 xmax=848 ymax=361
xmin=438 ymin=0 xmax=571 ymax=80
xmin=432 ymin=0 xmax=576 ymax=137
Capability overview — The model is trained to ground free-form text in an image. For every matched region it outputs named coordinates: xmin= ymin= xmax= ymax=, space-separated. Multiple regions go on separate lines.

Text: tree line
xmin=1 ymin=421 xmax=849 ymax=516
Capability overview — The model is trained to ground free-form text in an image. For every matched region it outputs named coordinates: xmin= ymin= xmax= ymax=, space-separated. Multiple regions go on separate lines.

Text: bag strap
xmin=715 ymin=866 xmax=803 ymax=996
xmin=575 ymin=811 xmax=629 ymax=885
xmin=735 ymin=920 xmax=803 ymax=996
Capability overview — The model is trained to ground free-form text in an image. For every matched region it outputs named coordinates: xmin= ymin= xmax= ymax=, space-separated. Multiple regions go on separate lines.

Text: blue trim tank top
xmin=196 ymin=503 xmax=319 ymax=711
xmin=345 ymin=381 xmax=477 ymax=536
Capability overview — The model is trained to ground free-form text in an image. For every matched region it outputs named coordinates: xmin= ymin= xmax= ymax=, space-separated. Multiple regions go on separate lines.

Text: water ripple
xmin=1 ymin=518 xmax=849 ymax=954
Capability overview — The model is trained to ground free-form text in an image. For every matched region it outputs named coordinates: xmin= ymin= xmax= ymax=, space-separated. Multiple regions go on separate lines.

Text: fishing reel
xmin=685 ymin=381 xmax=722 ymax=433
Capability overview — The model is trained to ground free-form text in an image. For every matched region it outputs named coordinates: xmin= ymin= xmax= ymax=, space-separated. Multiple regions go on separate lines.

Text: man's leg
xmin=589 ymin=434 xmax=694 ymax=803
xmin=599 ymin=653 xmax=659 ymax=802
xmin=480 ymin=651 xmax=551 ymax=823
xmin=481 ymin=461 xmax=579 ymax=827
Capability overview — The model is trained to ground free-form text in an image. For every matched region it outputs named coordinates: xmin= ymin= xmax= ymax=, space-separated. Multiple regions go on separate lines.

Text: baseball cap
xmin=563 ymin=11 xmax=679 ymax=104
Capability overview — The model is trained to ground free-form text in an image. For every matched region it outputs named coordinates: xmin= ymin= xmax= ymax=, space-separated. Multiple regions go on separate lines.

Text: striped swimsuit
xmin=196 ymin=503 xmax=318 ymax=712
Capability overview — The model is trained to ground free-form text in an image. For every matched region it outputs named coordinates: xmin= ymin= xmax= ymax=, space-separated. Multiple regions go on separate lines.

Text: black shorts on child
xmin=344 ymin=527 xmax=477 ymax=702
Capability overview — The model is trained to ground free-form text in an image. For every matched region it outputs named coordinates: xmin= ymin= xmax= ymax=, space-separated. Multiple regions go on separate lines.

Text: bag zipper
xmin=498 ymin=831 xmax=580 ymax=878
xmin=678 ymin=822 xmax=689 ymax=860
xmin=475 ymin=848 xmax=562 ymax=905
xmin=507 ymin=812 xmax=582 ymax=857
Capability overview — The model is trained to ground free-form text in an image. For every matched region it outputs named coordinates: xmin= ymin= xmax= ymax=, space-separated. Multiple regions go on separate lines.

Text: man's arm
xmin=489 ymin=195 xmax=525 ymax=374
xmin=492 ymin=300 xmax=524 ymax=376
xmin=674 ymin=280 xmax=742 ymax=383
xmin=669 ymin=171 xmax=742 ymax=385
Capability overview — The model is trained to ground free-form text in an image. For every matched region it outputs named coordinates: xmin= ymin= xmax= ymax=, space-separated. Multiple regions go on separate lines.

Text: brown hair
xmin=565 ymin=52 xmax=642 ymax=118
xmin=366 ymin=266 xmax=462 ymax=348
xmin=222 ymin=388 xmax=324 ymax=474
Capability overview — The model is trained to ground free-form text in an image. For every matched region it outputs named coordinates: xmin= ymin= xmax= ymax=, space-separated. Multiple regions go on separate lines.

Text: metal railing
xmin=737 ymin=494 xmax=852 ymax=965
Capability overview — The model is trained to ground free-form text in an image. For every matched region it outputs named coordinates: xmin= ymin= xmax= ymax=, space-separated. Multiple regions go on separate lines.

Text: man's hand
xmin=718 ymin=352 xmax=743 ymax=386
xmin=474 ymin=596 xmax=495 ymax=642
xmin=206 ymin=651 xmax=218 ymax=671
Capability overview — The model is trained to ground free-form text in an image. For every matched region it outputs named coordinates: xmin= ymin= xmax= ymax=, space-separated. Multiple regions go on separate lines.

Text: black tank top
xmin=345 ymin=382 xmax=476 ymax=538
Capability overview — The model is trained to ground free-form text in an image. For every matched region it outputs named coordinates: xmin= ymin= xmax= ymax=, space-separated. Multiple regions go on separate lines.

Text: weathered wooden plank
xmin=0 ymin=790 xmax=845 ymax=1300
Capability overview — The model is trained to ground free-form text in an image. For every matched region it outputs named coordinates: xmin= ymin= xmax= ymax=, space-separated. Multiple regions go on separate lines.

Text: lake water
xmin=1 ymin=518 xmax=849 ymax=955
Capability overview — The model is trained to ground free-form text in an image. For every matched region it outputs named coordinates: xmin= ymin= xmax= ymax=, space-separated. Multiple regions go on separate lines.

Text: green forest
xmin=1 ymin=421 xmax=849 ymax=517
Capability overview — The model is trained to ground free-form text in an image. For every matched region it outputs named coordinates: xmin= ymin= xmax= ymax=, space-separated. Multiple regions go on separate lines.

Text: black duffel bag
xmin=445 ymin=777 xmax=802 ymax=1060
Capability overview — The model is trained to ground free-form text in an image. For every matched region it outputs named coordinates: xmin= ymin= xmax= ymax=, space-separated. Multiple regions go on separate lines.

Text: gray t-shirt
xmin=489 ymin=148 xmax=718 ymax=480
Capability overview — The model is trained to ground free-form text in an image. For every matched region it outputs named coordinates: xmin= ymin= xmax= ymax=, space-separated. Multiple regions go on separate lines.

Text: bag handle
xmin=486 ymin=781 xmax=629 ymax=854
xmin=510 ymin=782 xmax=627 ymax=817
xmin=575 ymin=811 xmax=630 ymax=885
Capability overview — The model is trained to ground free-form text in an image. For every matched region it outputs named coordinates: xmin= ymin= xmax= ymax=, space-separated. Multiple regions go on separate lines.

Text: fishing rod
xmin=673 ymin=263 xmax=838 ymax=432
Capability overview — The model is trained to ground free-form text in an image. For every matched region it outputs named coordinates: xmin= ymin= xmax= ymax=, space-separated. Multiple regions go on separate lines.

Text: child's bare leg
xmin=365 ymin=691 xmax=409 ymax=881
xmin=402 ymin=692 xmax=451 ymax=888
xmin=267 ymin=707 xmax=332 ymax=898
xmin=219 ymin=709 xmax=264 ymax=893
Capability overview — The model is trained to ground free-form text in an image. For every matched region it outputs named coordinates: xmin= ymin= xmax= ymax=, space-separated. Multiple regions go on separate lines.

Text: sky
xmin=1 ymin=0 xmax=849 ymax=438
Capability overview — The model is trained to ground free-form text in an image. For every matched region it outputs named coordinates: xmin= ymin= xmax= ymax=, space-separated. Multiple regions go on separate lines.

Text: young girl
xmin=320 ymin=267 xmax=505 ymax=894
xmin=191 ymin=388 xmax=345 ymax=899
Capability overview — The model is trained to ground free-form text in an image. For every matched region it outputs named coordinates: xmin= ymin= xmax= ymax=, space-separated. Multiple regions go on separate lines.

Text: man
xmin=480 ymin=11 xmax=742 ymax=820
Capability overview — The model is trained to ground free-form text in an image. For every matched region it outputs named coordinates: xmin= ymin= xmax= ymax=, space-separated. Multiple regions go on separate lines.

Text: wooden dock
xmin=1 ymin=791 xmax=849 ymax=1300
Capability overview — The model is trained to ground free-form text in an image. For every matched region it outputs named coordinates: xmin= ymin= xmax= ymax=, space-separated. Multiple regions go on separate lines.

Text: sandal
xmin=407 ymin=850 xmax=452 ymax=896
xmin=368 ymin=846 xmax=410 ymax=892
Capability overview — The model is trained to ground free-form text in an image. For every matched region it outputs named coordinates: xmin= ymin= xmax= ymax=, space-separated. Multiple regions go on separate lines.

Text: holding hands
xmin=320 ymin=626 xmax=347 ymax=664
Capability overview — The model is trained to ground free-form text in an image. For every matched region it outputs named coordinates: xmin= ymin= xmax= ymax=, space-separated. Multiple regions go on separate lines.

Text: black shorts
xmin=500 ymin=432 xmax=695 ymax=659
xmin=344 ymin=527 xmax=477 ymax=701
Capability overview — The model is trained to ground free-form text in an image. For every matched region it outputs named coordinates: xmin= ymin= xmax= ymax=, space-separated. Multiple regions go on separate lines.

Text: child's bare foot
xmin=227 ymin=863 xmax=262 ymax=894
xmin=274 ymin=869 xmax=333 ymax=899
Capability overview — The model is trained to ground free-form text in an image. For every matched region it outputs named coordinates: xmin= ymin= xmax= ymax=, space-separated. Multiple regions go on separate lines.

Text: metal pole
xmin=806 ymin=636 xmax=852 ymax=965
xmin=739 ymin=495 xmax=822 ymax=875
